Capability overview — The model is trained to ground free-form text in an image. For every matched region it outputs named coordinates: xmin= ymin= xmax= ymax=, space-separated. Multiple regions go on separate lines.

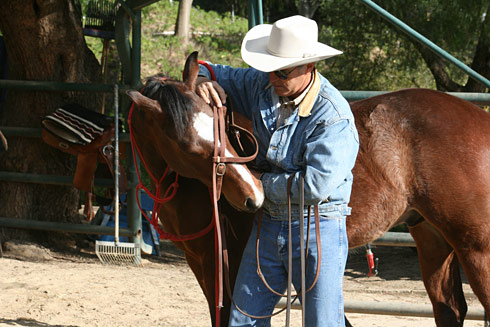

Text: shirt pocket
xmin=292 ymin=120 xmax=322 ymax=167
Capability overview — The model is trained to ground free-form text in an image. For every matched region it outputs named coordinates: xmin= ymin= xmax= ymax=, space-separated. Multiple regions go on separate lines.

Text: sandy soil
xmin=0 ymin=239 xmax=485 ymax=327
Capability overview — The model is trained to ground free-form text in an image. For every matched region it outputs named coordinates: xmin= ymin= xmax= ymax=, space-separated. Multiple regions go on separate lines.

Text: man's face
xmin=268 ymin=64 xmax=314 ymax=98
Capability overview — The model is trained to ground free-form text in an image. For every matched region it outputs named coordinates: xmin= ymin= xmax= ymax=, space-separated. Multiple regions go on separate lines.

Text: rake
xmin=96 ymin=84 xmax=141 ymax=266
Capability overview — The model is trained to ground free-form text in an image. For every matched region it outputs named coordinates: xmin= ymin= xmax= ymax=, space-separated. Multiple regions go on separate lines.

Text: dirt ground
xmin=0 ymin=239 xmax=485 ymax=327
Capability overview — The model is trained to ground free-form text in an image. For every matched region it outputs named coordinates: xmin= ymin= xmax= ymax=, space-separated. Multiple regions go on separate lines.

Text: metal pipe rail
xmin=0 ymin=126 xmax=131 ymax=142
xmin=277 ymin=298 xmax=486 ymax=320
xmin=0 ymin=171 xmax=114 ymax=188
xmin=372 ymin=231 xmax=415 ymax=247
xmin=341 ymin=90 xmax=490 ymax=106
xmin=0 ymin=79 xmax=130 ymax=92
xmin=0 ymin=128 xmax=131 ymax=187
xmin=0 ymin=217 xmax=136 ymax=237
xmin=1 ymin=79 xmax=488 ymax=105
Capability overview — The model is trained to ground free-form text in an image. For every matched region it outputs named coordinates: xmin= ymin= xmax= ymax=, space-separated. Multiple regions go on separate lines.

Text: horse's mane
xmin=142 ymin=76 xmax=193 ymax=138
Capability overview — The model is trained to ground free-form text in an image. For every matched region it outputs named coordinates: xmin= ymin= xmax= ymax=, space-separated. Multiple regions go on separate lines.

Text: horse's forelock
xmin=142 ymin=79 xmax=193 ymax=139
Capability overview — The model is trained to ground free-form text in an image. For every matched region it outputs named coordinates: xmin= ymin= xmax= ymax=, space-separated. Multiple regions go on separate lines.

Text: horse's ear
xmin=183 ymin=51 xmax=199 ymax=92
xmin=126 ymin=90 xmax=162 ymax=114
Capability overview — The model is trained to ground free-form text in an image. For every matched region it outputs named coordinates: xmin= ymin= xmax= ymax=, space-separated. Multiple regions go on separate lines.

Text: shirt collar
xmin=298 ymin=69 xmax=321 ymax=117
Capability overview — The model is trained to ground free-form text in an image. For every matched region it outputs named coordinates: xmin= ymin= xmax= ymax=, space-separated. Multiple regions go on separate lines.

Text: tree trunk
xmin=463 ymin=3 xmax=490 ymax=93
xmin=175 ymin=0 xmax=193 ymax=44
xmin=0 ymin=0 xmax=102 ymax=244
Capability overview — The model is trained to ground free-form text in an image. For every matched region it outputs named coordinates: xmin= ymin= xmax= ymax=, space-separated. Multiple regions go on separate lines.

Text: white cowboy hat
xmin=241 ymin=15 xmax=342 ymax=72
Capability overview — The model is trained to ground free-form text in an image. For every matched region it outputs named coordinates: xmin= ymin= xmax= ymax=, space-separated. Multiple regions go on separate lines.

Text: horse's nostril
xmin=245 ymin=198 xmax=261 ymax=212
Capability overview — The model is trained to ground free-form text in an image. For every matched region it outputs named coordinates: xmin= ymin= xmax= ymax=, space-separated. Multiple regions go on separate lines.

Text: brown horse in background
xmin=348 ymin=90 xmax=490 ymax=326
xmin=128 ymin=51 xmax=490 ymax=327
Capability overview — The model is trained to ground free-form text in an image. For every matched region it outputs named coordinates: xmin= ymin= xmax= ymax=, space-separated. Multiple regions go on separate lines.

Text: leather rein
xmin=221 ymin=175 xmax=322 ymax=327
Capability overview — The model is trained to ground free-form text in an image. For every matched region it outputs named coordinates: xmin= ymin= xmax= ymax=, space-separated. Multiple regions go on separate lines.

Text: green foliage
xmin=81 ymin=0 xmax=487 ymax=91
xmin=373 ymin=0 xmax=488 ymax=88
xmin=138 ymin=1 xmax=249 ymax=79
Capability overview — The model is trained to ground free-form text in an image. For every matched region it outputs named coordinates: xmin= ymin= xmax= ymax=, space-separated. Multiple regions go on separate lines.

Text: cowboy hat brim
xmin=241 ymin=24 xmax=343 ymax=72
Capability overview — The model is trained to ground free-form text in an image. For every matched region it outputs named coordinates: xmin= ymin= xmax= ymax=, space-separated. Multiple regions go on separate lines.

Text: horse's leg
xmin=409 ymin=220 xmax=466 ymax=327
xmin=450 ymin=231 xmax=490 ymax=321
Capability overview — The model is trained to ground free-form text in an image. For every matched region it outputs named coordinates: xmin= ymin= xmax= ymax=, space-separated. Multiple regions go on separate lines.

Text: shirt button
xmin=271 ymin=146 xmax=278 ymax=150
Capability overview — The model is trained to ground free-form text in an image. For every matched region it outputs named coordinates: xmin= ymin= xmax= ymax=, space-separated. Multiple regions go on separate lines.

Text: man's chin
xmin=273 ymin=86 xmax=290 ymax=97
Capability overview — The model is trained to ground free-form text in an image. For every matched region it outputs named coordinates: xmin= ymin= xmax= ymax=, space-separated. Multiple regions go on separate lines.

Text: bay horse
xmin=127 ymin=51 xmax=490 ymax=327
xmin=127 ymin=51 xmax=262 ymax=326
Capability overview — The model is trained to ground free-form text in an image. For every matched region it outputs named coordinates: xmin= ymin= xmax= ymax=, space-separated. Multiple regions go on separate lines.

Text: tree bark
xmin=463 ymin=3 xmax=490 ymax=93
xmin=414 ymin=43 xmax=464 ymax=92
xmin=0 ymin=0 xmax=102 ymax=244
xmin=175 ymin=0 xmax=193 ymax=44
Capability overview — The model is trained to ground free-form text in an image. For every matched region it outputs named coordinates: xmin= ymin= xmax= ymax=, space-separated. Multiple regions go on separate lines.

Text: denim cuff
xmin=198 ymin=63 xmax=212 ymax=79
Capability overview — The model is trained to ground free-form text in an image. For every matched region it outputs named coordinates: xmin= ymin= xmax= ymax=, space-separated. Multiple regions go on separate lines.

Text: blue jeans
xmin=229 ymin=210 xmax=348 ymax=327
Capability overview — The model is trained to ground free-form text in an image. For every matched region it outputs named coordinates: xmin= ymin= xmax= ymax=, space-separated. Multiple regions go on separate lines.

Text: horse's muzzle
xmin=245 ymin=197 xmax=262 ymax=212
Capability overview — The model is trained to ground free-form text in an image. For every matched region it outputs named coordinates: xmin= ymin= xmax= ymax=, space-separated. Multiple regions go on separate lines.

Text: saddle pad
xmin=42 ymin=103 xmax=113 ymax=145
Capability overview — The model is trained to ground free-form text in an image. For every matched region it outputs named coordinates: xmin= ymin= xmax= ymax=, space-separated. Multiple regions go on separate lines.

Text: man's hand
xmin=196 ymin=76 xmax=227 ymax=108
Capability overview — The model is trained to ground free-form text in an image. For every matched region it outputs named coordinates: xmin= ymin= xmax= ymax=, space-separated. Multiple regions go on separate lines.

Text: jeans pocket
xmin=319 ymin=211 xmax=344 ymax=221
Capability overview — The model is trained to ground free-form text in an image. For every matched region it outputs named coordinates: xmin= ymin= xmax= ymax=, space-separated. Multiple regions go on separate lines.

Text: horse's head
xmin=127 ymin=51 xmax=264 ymax=213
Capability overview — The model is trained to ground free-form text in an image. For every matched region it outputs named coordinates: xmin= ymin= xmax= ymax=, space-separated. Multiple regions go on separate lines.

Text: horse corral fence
xmin=0 ymin=0 xmax=489 ymax=324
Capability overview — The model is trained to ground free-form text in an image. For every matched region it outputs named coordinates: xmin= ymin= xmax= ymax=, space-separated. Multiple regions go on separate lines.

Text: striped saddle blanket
xmin=42 ymin=103 xmax=113 ymax=145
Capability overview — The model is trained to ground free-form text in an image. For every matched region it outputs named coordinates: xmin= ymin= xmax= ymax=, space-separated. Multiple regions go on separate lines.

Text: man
xmin=196 ymin=15 xmax=359 ymax=327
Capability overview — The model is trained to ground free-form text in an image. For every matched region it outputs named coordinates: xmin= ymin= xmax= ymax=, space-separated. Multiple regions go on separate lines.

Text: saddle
xmin=41 ymin=103 xmax=127 ymax=219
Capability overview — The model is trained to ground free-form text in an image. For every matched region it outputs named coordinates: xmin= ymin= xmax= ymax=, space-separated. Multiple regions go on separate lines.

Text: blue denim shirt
xmin=199 ymin=64 xmax=359 ymax=219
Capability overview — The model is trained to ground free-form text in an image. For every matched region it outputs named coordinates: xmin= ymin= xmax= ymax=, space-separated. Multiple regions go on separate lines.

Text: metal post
xmin=114 ymin=84 xmax=120 ymax=244
xmin=126 ymin=9 xmax=143 ymax=246
xmin=248 ymin=0 xmax=263 ymax=29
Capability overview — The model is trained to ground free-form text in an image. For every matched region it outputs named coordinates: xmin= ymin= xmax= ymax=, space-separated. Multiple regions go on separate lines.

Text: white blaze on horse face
xmin=192 ymin=112 xmax=264 ymax=204
xmin=229 ymin=160 xmax=265 ymax=207
xmin=193 ymin=112 xmax=215 ymax=143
